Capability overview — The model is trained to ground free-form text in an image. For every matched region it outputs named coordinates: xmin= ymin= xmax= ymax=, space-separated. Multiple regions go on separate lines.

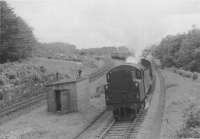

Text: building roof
xmin=46 ymin=76 xmax=87 ymax=87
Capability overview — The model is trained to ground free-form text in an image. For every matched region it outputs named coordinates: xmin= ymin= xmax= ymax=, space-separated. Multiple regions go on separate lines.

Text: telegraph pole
xmin=0 ymin=2 xmax=3 ymax=63
xmin=0 ymin=2 xmax=2 ymax=44
xmin=0 ymin=2 xmax=2 ymax=46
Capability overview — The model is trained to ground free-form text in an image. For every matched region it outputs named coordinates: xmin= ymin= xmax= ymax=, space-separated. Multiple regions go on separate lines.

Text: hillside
xmin=34 ymin=43 xmax=132 ymax=61
xmin=161 ymin=70 xmax=200 ymax=138
xmin=34 ymin=42 xmax=78 ymax=59
xmin=79 ymin=46 xmax=131 ymax=56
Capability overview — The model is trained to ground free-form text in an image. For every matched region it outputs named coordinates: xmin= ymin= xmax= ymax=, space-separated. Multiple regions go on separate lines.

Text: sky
xmin=5 ymin=0 xmax=200 ymax=56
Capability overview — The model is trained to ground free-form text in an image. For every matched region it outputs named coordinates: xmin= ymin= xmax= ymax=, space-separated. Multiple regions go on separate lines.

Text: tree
xmin=0 ymin=1 xmax=36 ymax=63
xmin=148 ymin=27 xmax=200 ymax=72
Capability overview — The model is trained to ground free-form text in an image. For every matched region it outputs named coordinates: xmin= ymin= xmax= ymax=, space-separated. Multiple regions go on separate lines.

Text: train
xmin=104 ymin=58 xmax=155 ymax=120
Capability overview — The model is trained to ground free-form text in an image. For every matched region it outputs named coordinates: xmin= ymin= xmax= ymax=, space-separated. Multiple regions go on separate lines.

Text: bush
xmin=0 ymin=79 xmax=5 ymax=86
xmin=186 ymin=112 xmax=200 ymax=128
xmin=171 ymin=67 xmax=177 ymax=73
xmin=65 ymin=74 xmax=70 ymax=78
xmin=177 ymin=127 xmax=200 ymax=138
xmin=179 ymin=72 xmax=183 ymax=76
xmin=13 ymin=79 xmax=20 ymax=85
xmin=0 ymin=92 xmax=3 ymax=100
xmin=40 ymin=66 xmax=46 ymax=73
xmin=6 ymin=74 xmax=16 ymax=80
xmin=31 ymin=73 xmax=42 ymax=82
xmin=184 ymin=73 xmax=192 ymax=78
xmin=192 ymin=73 xmax=198 ymax=80
xmin=177 ymin=106 xmax=200 ymax=138
xmin=94 ymin=85 xmax=105 ymax=98
xmin=0 ymin=74 xmax=7 ymax=85
xmin=174 ymin=69 xmax=177 ymax=73
xmin=175 ymin=69 xmax=199 ymax=80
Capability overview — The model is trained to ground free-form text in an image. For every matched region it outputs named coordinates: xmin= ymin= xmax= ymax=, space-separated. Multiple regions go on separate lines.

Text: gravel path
xmin=136 ymin=70 xmax=166 ymax=139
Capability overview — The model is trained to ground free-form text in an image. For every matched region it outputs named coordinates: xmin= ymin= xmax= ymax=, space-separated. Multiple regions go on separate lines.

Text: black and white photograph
xmin=1 ymin=0 xmax=200 ymax=138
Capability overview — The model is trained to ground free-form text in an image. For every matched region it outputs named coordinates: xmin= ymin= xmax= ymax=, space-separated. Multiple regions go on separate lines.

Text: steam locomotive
xmin=104 ymin=58 xmax=155 ymax=120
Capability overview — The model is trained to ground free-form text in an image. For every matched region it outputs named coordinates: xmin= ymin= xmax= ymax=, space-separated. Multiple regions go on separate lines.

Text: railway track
xmin=0 ymin=93 xmax=46 ymax=117
xmin=98 ymin=109 xmax=147 ymax=139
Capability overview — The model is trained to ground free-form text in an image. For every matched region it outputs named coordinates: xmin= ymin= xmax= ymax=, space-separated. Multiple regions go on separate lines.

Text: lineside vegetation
xmin=0 ymin=1 xmax=36 ymax=63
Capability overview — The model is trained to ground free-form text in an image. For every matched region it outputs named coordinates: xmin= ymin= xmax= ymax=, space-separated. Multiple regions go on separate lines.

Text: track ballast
xmin=99 ymin=109 xmax=147 ymax=139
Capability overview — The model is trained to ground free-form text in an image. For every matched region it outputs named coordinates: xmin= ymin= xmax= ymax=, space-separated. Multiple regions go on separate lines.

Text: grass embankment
xmin=177 ymin=104 xmax=200 ymax=138
xmin=161 ymin=70 xmax=200 ymax=138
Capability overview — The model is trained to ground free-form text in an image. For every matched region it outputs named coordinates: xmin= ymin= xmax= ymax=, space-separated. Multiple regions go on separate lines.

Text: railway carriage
xmin=104 ymin=59 xmax=154 ymax=120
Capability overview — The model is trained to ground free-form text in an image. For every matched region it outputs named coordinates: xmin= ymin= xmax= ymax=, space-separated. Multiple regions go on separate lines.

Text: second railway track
xmin=0 ymin=93 xmax=46 ymax=118
xmin=98 ymin=109 xmax=147 ymax=139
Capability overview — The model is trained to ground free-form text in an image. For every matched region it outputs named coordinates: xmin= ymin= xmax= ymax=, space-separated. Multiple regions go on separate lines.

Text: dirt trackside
xmin=136 ymin=70 xmax=165 ymax=139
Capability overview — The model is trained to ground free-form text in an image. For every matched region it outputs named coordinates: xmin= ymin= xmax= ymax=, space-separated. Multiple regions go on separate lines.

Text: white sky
xmin=6 ymin=0 xmax=200 ymax=55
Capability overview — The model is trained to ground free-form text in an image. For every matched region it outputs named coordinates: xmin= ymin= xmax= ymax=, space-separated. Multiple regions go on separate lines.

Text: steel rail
xmin=0 ymin=93 xmax=46 ymax=117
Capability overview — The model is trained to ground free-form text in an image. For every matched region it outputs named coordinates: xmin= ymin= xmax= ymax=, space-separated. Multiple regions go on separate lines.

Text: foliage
xmin=0 ymin=1 xmax=36 ymax=63
xmin=192 ymin=73 xmax=198 ymax=80
xmin=177 ymin=109 xmax=200 ymax=138
xmin=149 ymin=28 xmax=200 ymax=72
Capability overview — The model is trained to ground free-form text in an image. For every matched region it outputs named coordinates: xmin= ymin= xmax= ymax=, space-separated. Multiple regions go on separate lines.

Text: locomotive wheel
xmin=149 ymin=85 xmax=152 ymax=92
xmin=114 ymin=115 xmax=119 ymax=121
xmin=121 ymin=107 xmax=125 ymax=118
xmin=142 ymin=101 xmax=145 ymax=109
xmin=113 ymin=109 xmax=118 ymax=116
xmin=113 ymin=109 xmax=120 ymax=121
xmin=136 ymin=105 xmax=140 ymax=113
xmin=126 ymin=108 xmax=131 ymax=116
xmin=148 ymin=85 xmax=151 ymax=93
xmin=129 ymin=108 xmax=136 ymax=119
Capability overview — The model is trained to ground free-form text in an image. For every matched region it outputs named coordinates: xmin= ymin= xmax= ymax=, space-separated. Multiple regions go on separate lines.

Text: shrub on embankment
xmin=177 ymin=105 xmax=200 ymax=138
xmin=171 ymin=67 xmax=198 ymax=80
xmin=143 ymin=27 xmax=200 ymax=76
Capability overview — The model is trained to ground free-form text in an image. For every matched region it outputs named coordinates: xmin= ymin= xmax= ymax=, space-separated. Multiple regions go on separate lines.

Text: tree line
xmin=145 ymin=27 xmax=200 ymax=72
xmin=0 ymin=1 xmax=36 ymax=63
